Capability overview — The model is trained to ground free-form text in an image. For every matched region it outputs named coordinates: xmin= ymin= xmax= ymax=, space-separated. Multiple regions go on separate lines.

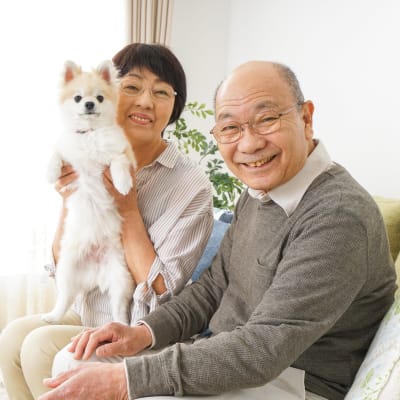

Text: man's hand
xmin=69 ymin=322 xmax=153 ymax=360
xmin=38 ymin=362 xmax=128 ymax=400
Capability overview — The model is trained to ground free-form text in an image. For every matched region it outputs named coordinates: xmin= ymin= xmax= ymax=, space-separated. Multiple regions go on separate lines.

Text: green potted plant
xmin=165 ymin=102 xmax=244 ymax=211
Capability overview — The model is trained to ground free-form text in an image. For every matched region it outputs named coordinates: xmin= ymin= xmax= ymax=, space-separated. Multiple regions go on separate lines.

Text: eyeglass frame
xmin=119 ymin=78 xmax=177 ymax=101
xmin=210 ymin=102 xmax=303 ymax=144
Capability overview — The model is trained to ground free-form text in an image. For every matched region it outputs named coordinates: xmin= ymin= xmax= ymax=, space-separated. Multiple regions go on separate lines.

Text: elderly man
xmin=39 ymin=61 xmax=396 ymax=400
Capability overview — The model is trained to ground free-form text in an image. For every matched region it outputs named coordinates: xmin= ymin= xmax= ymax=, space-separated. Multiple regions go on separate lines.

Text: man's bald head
xmin=214 ymin=61 xmax=304 ymax=110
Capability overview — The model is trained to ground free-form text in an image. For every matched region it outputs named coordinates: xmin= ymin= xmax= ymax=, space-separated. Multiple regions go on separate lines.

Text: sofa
xmin=195 ymin=198 xmax=400 ymax=400
xmin=345 ymin=197 xmax=400 ymax=399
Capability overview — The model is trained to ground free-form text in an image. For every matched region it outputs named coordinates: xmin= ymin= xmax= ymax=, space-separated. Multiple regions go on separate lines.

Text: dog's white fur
xmin=42 ymin=60 xmax=135 ymax=325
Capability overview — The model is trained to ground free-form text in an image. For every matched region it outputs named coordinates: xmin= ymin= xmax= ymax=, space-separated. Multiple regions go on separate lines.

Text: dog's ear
xmin=96 ymin=60 xmax=118 ymax=85
xmin=63 ymin=61 xmax=81 ymax=83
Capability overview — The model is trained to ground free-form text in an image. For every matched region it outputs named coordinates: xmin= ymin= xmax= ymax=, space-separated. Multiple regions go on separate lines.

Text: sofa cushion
xmin=192 ymin=210 xmax=232 ymax=281
xmin=395 ymin=253 xmax=400 ymax=297
xmin=374 ymin=196 xmax=400 ymax=262
xmin=344 ymin=296 xmax=400 ymax=399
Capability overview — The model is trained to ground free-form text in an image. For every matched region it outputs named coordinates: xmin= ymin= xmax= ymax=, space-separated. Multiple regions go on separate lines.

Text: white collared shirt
xmin=248 ymin=140 xmax=333 ymax=216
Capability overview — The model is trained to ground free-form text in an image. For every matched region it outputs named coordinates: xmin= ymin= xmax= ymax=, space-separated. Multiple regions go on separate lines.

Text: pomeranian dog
xmin=42 ymin=60 xmax=136 ymax=325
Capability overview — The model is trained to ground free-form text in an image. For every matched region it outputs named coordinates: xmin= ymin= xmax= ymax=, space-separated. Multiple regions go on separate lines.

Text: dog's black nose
xmin=85 ymin=101 xmax=95 ymax=111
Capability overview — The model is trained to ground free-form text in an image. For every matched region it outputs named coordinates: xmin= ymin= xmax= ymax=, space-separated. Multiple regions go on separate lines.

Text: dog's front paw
xmin=47 ymin=155 xmax=63 ymax=184
xmin=111 ymin=165 xmax=133 ymax=195
xmin=47 ymin=166 xmax=61 ymax=184
xmin=113 ymin=175 xmax=133 ymax=195
xmin=110 ymin=155 xmax=134 ymax=195
xmin=41 ymin=312 xmax=61 ymax=324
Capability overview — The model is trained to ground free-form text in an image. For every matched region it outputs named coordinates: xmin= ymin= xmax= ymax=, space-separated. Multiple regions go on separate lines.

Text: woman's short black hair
xmin=112 ymin=43 xmax=187 ymax=125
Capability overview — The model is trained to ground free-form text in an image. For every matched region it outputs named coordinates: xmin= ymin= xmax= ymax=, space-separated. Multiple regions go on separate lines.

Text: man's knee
xmin=52 ymin=346 xmax=83 ymax=377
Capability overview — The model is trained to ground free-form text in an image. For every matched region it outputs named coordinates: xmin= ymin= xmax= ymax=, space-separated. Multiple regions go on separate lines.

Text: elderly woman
xmin=0 ymin=43 xmax=213 ymax=400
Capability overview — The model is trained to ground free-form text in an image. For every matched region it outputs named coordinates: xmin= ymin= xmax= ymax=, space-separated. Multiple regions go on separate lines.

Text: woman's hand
xmin=68 ymin=322 xmax=153 ymax=360
xmin=54 ymin=164 xmax=79 ymax=199
xmin=51 ymin=164 xmax=79 ymax=263
xmin=103 ymin=166 xmax=138 ymax=217
xmin=39 ymin=362 xmax=128 ymax=400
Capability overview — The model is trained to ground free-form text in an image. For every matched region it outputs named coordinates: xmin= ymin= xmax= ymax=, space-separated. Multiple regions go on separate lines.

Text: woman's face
xmin=117 ymin=67 xmax=176 ymax=152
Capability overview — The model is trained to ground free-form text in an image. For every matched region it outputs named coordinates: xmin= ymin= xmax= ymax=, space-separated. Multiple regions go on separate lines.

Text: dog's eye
xmin=96 ymin=95 xmax=104 ymax=103
xmin=74 ymin=95 xmax=82 ymax=103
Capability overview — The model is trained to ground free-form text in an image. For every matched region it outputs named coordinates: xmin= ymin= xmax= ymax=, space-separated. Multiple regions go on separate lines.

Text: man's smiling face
xmin=214 ymin=61 xmax=315 ymax=192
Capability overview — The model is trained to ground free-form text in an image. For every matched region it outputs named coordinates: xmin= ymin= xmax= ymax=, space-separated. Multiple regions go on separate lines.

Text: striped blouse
xmin=73 ymin=141 xmax=214 ymax=327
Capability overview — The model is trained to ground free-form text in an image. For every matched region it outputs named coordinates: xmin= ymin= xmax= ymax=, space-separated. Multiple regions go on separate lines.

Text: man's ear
xmin=302 ymin=100 xmax=314 ymax=125
xmin=302 ymin=101 xmax=314 ymax=139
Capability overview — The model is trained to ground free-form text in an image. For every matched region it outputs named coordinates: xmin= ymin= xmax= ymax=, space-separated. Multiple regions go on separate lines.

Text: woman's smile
xmin=128 ymin=112 xmax=153 ymax=125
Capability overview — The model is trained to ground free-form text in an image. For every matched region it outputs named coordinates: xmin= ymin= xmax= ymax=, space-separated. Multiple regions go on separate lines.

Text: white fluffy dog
xmin=42 ymin=60 xmax=135 ymax=325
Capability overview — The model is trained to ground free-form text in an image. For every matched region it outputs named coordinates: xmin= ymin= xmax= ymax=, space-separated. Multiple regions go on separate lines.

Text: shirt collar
xmin=248 ymin=140 xmax=333 ymax=216
xmin=140 ymin=140 xmax=178 ymax=170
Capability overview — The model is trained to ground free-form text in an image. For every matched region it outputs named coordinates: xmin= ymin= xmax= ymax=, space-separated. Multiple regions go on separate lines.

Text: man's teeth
xmin=246 ymin=155 xmax=275 ymax=167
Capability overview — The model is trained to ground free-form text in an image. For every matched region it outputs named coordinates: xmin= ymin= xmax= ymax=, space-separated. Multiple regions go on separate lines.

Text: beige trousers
xmin=0 ymin=310 xmax=83 ymax=400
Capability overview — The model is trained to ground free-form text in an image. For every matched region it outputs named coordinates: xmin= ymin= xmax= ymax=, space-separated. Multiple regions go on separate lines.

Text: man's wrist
xmin=136 ymin=321 xmax=155 ymax=349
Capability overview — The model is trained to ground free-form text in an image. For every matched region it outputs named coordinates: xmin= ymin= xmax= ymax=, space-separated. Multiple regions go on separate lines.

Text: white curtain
xmin=129 ymin=0 xmax=174 ymax=45
xmin=0 ymin=0 xmax=129 ymax=330
xmin=0 ymin=275 xmax=56 ymax=330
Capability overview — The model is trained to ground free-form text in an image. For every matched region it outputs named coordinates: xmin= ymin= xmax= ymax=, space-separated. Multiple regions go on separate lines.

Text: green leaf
xmin=166 ymin=101 xmax=244 ymax=209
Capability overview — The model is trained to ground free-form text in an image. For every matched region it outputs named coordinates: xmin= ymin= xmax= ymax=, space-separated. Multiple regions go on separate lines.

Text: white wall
xmin=170 ymin=0 xmax=229 ymax=106
xmin=169 ymin=0 xmax=229 ymax=146
xmin=171 ymin=0 xmax=400 ymax=198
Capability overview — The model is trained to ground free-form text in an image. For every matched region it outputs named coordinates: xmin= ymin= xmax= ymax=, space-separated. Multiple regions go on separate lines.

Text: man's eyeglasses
xmin=210 ymin=103 xmax=302 ymax=144
xmin=120 ymin=79 xmax=177 ymax=101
